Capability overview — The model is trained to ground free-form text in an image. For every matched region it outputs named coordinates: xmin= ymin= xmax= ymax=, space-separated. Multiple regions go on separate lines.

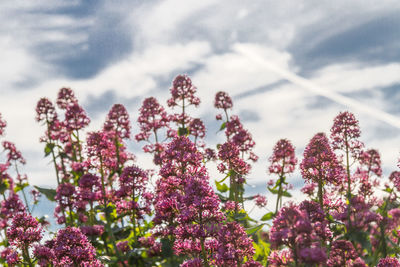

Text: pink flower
xmin=116 ymin=241 xmax=130 ymax=252
xmin=52 ymin=227 xmax=103 ymax=266
xmin=103 ymin=104 xmax=131 ymax=139
xmin=214 ymin=91 xmax=233 ymax=110
xmin=2 ymin=141 xmax=25 ymax=164
xmin=377 ymin=257 xmax=400 ymax=267
xmin=218 ymin=141 xmax=250 ymax=175
xmin=56 ymin=87 xmax=77 ymax=109
xmin=327 ymin=240 xmax=359 ymax=267
xmin=36 ymin=98 xmax=57 ymax=123
xmin=5 ymin=250 xmax=19 ymax=265
xmin=33 ymin=244 xmax=55 ymax=267
xmin=389 ymin=171 xmax=400 ymax=191
xmin=270 ymin=201 xmax=329 ymax=265
xmin=80 ymin=225 xmax=104 ymax=237
xmin=167 ymin=74 xmax=200 ymax=108
xmin=189 ymin=118 xmax=206 ymax=139
xmin=269 ymin=139 xmax=297 ymax=175
xmin=136 ymin=97 xmax=170 ymax=141
xmin=358 ymin=149 xmax=382 ymax=177
xmin=268 ymin=249 xmax=293 ymax=266
xmin=301 ymin=133 xmax=343 ymax=186
xmin=7 ymin=212 xmax=42 ymax=248
xmin=0 ymin=114 xmax=6 ymax=138
xmin=64 ymin=103 xmax=90 ymax=131
xmin=254 ymin=194 xmax=267 ymax=208
xmin=330 ymin=111 xmax=363 ymax=156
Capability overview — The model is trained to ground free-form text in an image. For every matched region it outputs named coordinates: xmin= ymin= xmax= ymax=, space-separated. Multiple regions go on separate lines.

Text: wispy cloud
xmin=235 ymin=43 xmax=400 ymax=129
xmin=0 ymin=0 xmax=399 ymax=189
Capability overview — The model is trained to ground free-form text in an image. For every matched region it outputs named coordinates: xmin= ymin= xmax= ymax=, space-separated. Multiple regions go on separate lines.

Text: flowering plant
xmin=0 ymin=76 xmax=397 ymax=266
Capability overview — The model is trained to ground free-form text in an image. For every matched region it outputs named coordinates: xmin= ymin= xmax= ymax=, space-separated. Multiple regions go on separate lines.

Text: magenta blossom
xmin=52 ymin=227 xmax=103 ymax=266
xmin=167 ymin=74 xmax=200 ymax=108
xmin=36 ymin=98 xmax=57 ymax=123
xmin=330 ymin=111 xmax=363 ymax=157
xmin=136 ymin=96 xmax=170 ymax=143
xmin=214 ymin=91 xmax=233 ymax=110
xmin=0 ymin=113 xmax=6 ymax=136
xmin=269 ymin=139 xmax=297 ymax=175
xmin=377 ymin=257 xmax=400 ymax=267
xmin=7 ymin=212 xmax=42 ymax=248
xmin=56 ymin=87 xmax=77 ymax=109
xmin=103 ymin=104 xmax=131 ymax=139
xmin=301 ymin=133 xmax=343 ymax=186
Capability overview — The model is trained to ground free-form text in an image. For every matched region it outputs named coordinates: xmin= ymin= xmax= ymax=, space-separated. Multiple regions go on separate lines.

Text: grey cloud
xmin=12 ymin=1 xmax=134 ymax=80
xmin=84 ymin=89 xmax=141 ymax=119
xmin=381 ymin=83 xmax=400 ymax=115
xmin=238 ymin=109 xmax=261 ymax=122
xmin=234 ymin=80 xmax=287 ymax=100
xmin=290 ymin=13 xmax=400 ymax=73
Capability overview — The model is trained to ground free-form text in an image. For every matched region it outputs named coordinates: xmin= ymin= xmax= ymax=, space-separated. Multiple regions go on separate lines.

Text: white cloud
xmin=0 ymin=0 xmax=399 ymax=199
xmin=311 ymin=63 xmax=400 ymax=93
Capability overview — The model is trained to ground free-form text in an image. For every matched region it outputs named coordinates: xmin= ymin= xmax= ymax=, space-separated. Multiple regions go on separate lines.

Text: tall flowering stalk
xmin=330 ymin=111 xmax=363 ymax=230
xmin=7 ymin=212 xmax=42 ymax=266
xmin=136 ymin=97 xmax=170 ymax=164
xmin=357 ymin=149 xmax=382 ymax=201
xmin=168 ymin=74 xmax=200 ymax=133
xmin=154 ymin=136 xmax=258 ymax=266
xmin=268 ymin=139 xmax=297 ymax=213
xmin=116 ymin=166 xmax=152 ymax=242
xmin=301 ymin=133 xmax=343 ymax=210
xmin=214 ymin=91 xmax=257 ymax=207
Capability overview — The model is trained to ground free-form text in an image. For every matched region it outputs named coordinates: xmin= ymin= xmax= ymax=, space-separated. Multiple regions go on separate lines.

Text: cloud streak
xmin=235 ymin=44 xmax=400 ymax=129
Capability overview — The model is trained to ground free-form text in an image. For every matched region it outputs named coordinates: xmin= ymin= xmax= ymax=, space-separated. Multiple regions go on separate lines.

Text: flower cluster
xmin=330 ymin=111 xmax=363 ymax=156
xmin=103 ymin=104 xmax=131 ymax=139
xmin=0 ymin=75 xmax=390 ymax=267
xmin=269 ymin=201 xmax=330 ymax=265
xmin=7 ymin=212 xmax=42 ymax=248
xmin=301 ymin=133 xmax=343 ymax=186
xmin=52 ymin=227 xmax=103 ymax=266
xmin=269 ymin=139 xmax=297 ymax=175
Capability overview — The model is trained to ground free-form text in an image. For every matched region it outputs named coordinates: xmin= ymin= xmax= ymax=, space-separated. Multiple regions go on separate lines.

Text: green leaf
xmin=178 ymin=127 xmax=188 ymax=136
xmin=348 ymin=231 xmax=371 ymax=252
xmin=282 ymin=191 xmax=292 ymax=197
xmin=384 ymin=187 xmax=393 ymax=193
xmin=34 ymin=186 xmax=56 ymax=202
xmin=215 ymin=180 xmax=229 ymax=193
xmin=14 ymin=182 xmax=29 ymax=193
xmin=233 ymin=212 xmax=247 ymax=221
xmin=267 ymin=187 xmax=279 ymax=195
xmin=246 ymin=224 xmax=264 ymax=235
xmin=161 ymin=238 xmax=174 ymax=258
xmin=216 ymin=193 xmax=227 ymax=202
xmin=217 ymin=172 xmax=232 ymax=183
xmin=219 ymin=122 xmax=227 ymax=131
xmin=0 ymin=179 xmax=10 ymax=194
xmin=261 ymin=212 xmax=274 ymax=221
xmin=44 ymin=143 xmax=55 ymax=157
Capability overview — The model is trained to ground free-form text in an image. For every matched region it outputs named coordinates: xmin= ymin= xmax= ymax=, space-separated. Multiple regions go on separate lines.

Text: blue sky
xmin=0 ymin=1 xmax=399 ymax=212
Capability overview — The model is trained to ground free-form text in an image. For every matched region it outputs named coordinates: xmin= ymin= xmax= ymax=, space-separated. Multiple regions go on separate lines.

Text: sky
xmin=0 ymin=0 xmax=399 ymax=216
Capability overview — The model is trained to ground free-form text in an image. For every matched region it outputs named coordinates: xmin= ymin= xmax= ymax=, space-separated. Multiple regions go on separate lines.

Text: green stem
xmin=182 ymin=97 xmax=186 ymax=129
xmin=99 ymin=156 xmax=127 ymax=267
xmin=200 ymin=238 xmax=209 ymax=267
xmin=344 ymin=134 xmax=352 ymax=232
xmin=23 ymin=246 xmax=33 ymax=267
xmin=318 ymin=177 xmax=323 ymax=210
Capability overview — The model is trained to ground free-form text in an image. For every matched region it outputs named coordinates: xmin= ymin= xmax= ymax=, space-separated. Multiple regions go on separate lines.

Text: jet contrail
xmin=235 ymin=44 xmax=400 ymax=129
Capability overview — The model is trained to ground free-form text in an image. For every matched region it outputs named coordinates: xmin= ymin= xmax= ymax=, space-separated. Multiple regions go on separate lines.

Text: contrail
xmin=235 ymin=44 xmax=400 ymax=129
